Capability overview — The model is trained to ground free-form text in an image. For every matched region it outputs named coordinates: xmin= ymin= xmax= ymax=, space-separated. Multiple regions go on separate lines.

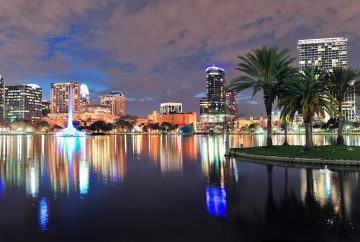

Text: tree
xmin=160 ymin=122 xmax=176 ymax=132
xmin=325 ymin=118 xmax=338 ymax=130
xmin=88 ymin=120 xmax=113 ymax=133
xmin=279 ymin=118 xmax=289 ymax=146
xmin=230 ymin=46 xmax=295 ymax=147
xmin=248 ymin=123 xmax=259 ymax=133
xmin=33 ymin=120 xmax=50 ymax=131
xmin=278 ymin=67 xmax=337 ymax=149
xmin=33 ymin=120 xmax=50 ymax=129
xmin=52 ymin=124 xmax=63 ymax=131
xmin=115 ymin=119 xmax=133 ymax=131
xmin=325 ymin=67 xmax=360 ymax=145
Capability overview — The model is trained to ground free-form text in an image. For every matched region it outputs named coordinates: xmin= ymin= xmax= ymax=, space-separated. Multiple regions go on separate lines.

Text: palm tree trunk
xmin=265 ymin=99 xmax=273 ymax=147
xmin=304 ymin=116 xmax=313 ymax=150
xmin=337 ymin=102 xmax=344 ymax=145
xmin=283 ymin=121 xmax=288 ymax=146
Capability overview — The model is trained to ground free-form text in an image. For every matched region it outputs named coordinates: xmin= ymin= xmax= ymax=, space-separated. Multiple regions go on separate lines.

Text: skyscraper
xmin=298 ymin=37 xmax=355 ymax=121
xmin=6 ymin=84 xmax=42 ymax=123
xmin=225 ymin=89 xmax=237 ymax=116
xmin=99 ymin=91 xmax=126 ymax=117
xmin=199 ymin=65 xmax=236 ymax=131
xmin=50 ymin=82 xmax=81 ymax=114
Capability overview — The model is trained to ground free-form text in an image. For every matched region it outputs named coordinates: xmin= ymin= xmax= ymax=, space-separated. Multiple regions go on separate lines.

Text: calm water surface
xmin=0 ymin=134 xmax=359 ymax=241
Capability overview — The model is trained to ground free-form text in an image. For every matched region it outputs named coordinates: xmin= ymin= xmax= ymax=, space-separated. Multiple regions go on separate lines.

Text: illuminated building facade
xmin=99 ymin=91 xmax=126 ymax=117
xmin=160 ymin=102 xmax=182 ymax=114
xmin=50 ymin=82 xmax=81 ymax=114
xmin=225 ymin=89 xmax=236 ymax=116
xmin=298 ymin=37 xmax=355 ymax=121
xmin=6 ymin=84 xmax=42 ymax=123
xmin=42 ymin=100 xmax=50 ymax=117
xmin=148 ymin=111 xmax=197 ymax=127
xmin=199 ymin=66 xmax=236 ymax=131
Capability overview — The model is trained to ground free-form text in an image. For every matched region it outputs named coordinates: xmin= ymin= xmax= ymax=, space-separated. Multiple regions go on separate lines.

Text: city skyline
xmin=1 ymin=1 xmax=360 ymax=117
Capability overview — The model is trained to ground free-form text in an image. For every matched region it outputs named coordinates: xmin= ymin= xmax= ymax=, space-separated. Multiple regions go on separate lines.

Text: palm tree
xmin=229 ymin=46 xmax=295 ymax=147
xmin=325 ymin=67 xmax=360 ymax=145
xmin=278 ymin=67 xmax=337 ymax=150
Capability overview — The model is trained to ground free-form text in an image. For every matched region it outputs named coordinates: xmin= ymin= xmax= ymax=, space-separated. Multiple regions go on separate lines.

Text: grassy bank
xmin=231 ymin=145 xmax=360 ymax=160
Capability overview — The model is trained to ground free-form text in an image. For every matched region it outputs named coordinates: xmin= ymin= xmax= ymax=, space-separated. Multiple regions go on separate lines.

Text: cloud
xmin=194 ymin=91 xmax=206 ymax=98
xmin=236 ymin=95 xmax=260 ymax=105
xmin=1 ymin=0 xmax=360 ymax=117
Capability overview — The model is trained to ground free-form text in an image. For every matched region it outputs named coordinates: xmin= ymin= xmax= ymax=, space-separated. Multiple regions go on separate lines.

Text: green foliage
xmin=247 ymin=123 xmax=259 ymax=131
xmin=229 ymin=46 xmax=295 ymax=146
xmin=278 ymin=67 xmax=337 ymax=122
xmin=160 ymin=122 xmax=176 ymax=132
xmin=326 ymin=118 xmax=338 ymax=129
xmin=115 ymin=119 xmax=133 ymax=130
xmin=146 ymin=123 xmax=159 ymax=130
xmin=326 ymin=67 xmax=360 ymax=104
xmin=88 ymin=120 xmax=113 ymax=133
xmin=33 ymin=120 xmax=50 ymax=130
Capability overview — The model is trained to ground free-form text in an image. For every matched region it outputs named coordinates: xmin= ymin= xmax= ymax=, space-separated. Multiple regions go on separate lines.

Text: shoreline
xmin=229 ymin=148 xmax=360 ymax=166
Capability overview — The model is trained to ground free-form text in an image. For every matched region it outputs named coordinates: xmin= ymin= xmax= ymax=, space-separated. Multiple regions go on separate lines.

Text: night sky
xmin=1 ymin=0 xmax=360 ymax=118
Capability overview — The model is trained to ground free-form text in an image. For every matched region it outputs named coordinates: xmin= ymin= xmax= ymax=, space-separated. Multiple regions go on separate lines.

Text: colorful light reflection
xmin=39 ymin=197 xmax=48 ymax=232
xmin=206 ymin=186 xmax=227 ymax=217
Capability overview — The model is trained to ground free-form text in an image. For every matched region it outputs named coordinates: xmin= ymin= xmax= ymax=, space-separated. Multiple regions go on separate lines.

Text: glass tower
xmin=199 ymin=66 xmax=236 ymax=131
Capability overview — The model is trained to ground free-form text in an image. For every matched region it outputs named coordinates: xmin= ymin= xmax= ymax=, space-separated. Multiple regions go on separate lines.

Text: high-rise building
xmin=42 ymin=100 xmax=50 ymax=117
xmin=50 ymin=82 xmax=81 ymax=114
xmin=6 ymin=84 xmax=42 ymax=123
xmin=0 ymin=76 xmax=5 ymax=121
xmin=80 ymin=83 xmax=90 ymax=112
xmin=199 ymin=65 xmax=236 ymax=131
xmin=160 ymin=102 xmax=182 ymax=114
xmin=298 ymin=37 xmax=355 ymax=121
xmin=225 ymin=89 xmax=237 ymax=116
xmin=99 ymin=91 xmax=126 ymax=117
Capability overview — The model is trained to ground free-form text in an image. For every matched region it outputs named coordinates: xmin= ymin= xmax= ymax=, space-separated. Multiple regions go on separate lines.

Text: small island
xmin=230 ymin=145 xmax=360 ymax=165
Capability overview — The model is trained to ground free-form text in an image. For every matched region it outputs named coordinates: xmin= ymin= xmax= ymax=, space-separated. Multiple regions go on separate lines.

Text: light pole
xmin=224 ymin=102 xmax=231 ymax=157
xmin=0 ymin=75 xmax=5 ymax=122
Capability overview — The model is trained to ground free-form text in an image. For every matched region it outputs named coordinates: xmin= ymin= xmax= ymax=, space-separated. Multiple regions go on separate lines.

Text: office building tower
xmin=298 ymin=37 xmax=355 ymax=121
xmin=203 ymin=65 xmax=227 ymax=114
xmin=50 ymin=82 xmax=81 ymax=114
xmin=225 ymin=89 xmax=237 ymax=116
xmin=160 ymin=102 xmax=182 ymax=114
xmin=199 ymin=65 xmax=236 ymax=131
xmin=6 ymin=84 xmax=42 ymax=123
xmin=42 ymin=100 xmax=51 ymax=117
xmin=99 ymin=91 xmax=126 ymax=117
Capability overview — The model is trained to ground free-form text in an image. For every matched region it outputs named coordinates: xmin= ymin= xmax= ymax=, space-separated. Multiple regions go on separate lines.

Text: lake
xmin=0 ymin=134 xmax=359 ymax=241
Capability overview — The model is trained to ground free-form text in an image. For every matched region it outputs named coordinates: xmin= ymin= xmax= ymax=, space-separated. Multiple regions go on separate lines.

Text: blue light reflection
xmin=206 ymin=186 xmax=227 ymax=217
xmin=39 ymin=197 xmax=48 ymax=232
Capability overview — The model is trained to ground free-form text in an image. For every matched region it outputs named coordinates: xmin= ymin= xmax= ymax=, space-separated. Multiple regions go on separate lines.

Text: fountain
xmin=56 ymin=84 xmax=86 ymax=137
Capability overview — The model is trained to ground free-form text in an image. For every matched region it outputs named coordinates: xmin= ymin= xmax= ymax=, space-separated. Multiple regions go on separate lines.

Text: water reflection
xmin=199 ymin=136 xmax=240 ymax=218
xmin=39 ymin=197 xmax=48 ymax=232
xmin=0 ymin=134 xmax=358 ymax=241
xmin=301 ymin=169 xmax=359 ymax=218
